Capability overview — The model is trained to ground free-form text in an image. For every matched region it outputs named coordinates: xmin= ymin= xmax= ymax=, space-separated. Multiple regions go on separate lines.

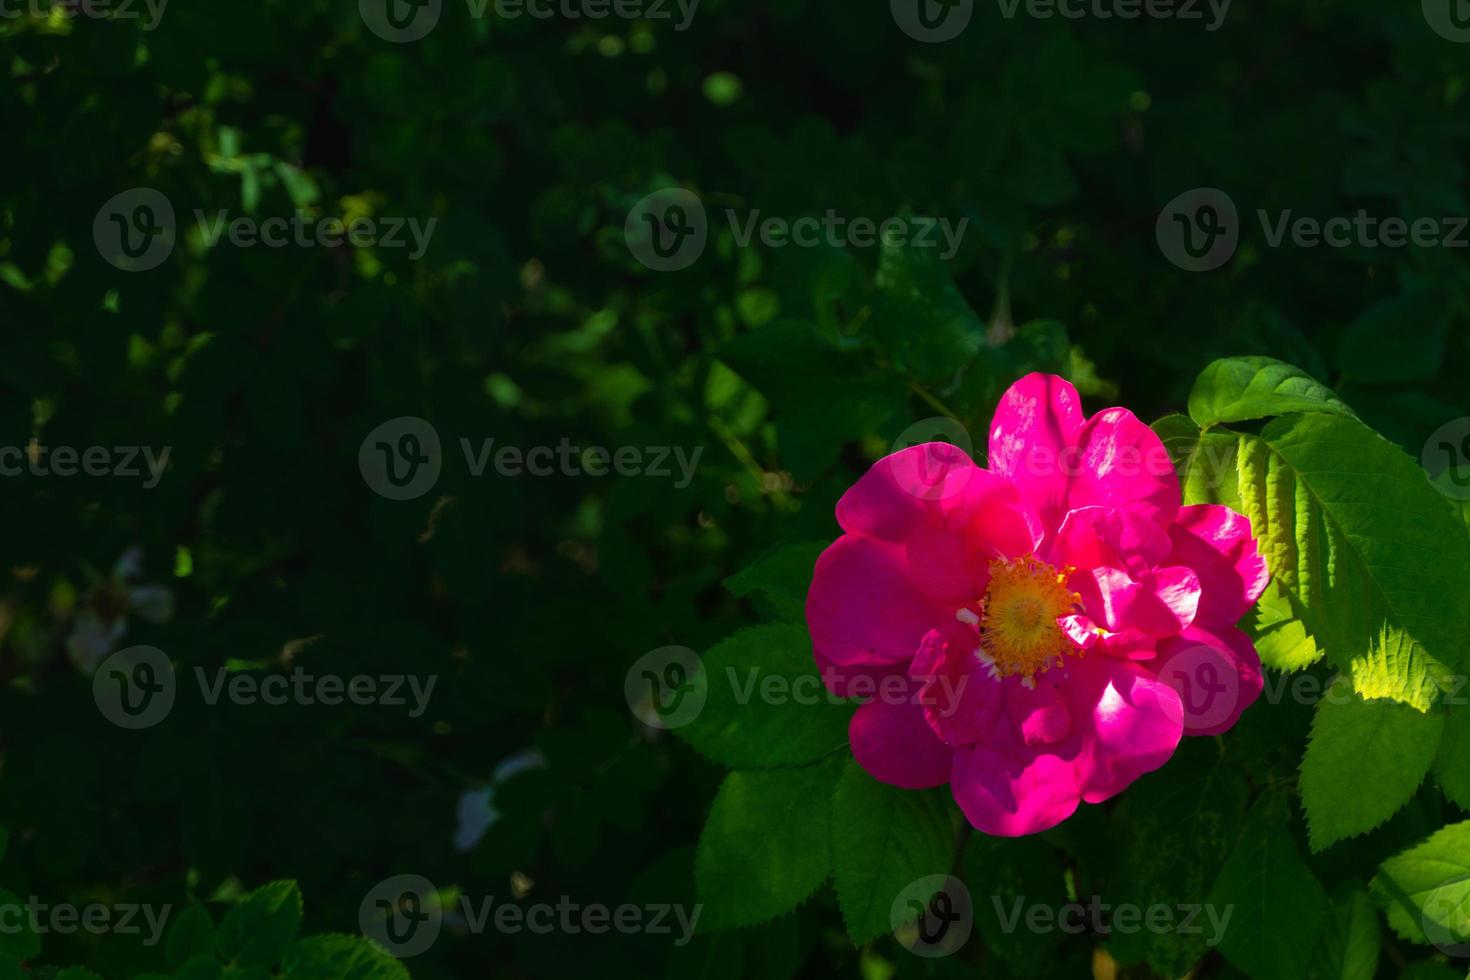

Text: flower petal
xmin=1074 ymin=565 xmax=1201 ymax=637
xmin=1167 ymin=504 xmax=1270 ymax=626
xmin=1007 ymin=679 xmax=1073 ymax=747
xmin=949 ymin=741 xmax=1085 ymax=837
xmin=807 ymin=535 xmax=948 ymax=669
xmin=1050 ymin=505 xmax=1172 ymax=576
xmin=1060 ymin=658 xmax=1184 ymax=804
xmin=812 ymin=643 xmax=908 ymax=699
xmin=835 ymin=442 xmax=982 ymax=541
xmin=1151 ymin=624 xmax=1264 ymax=736
xmin=1067 ymin=408 xmax=1180 ymax=528
xmin=850 ymin=694 xmax=954 ymax=789
xmin=987 ymin=373 xmax=1087 ymax=534
xmin=910 ymin=626 xmax=1004 ymax=746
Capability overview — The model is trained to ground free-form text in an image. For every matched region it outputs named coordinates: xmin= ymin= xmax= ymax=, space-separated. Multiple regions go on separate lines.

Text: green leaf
xmin=173 ymin=954 xmax=225 ymax=980
xmin=871 ymin=227 xmax=985 ymax=384
xmin=695 ymin=759 xmax=842 ymax=930
xmin=1188 ymin=356 xmax=1354 ymax=429
xmin=1206 ymin=794 xmax=1329 ymax=980
xmin=716 ymin=319 xmax=907 ymax=482
xmin=1433 ymin=701 xmax=1470 ymax=811
xmin=54 ymin=970 xmax=104 ymax=980
xmin=963 ymin=833 xmax=1069 ymax=968
xmin=1300 ymin=678 xmax=1444 ymax=850
xmin=168 ymin=904 xmax=217 ymax=968
xmin=1372 ymin=821 xmax=1470 ymax=949
xmin=1246 ymin=580 xmax=1324 ymax=673
xmin=1233 ymin=413 xmax=1470 ymax=709
xmin=1308 ymin=884 xmax=1381 ymax=980
xmin=677 ymin=625 xmax=853 ymax=769
xmin=1105 ymin=738 xmax=1249 ymax=977
xmin=723 ymin=542 xmax=826 ymax=623
xmin=0 ymin=890 xmax=40 ymax=961
xmin=1150 ymin=414 xmax=1241 ymax=509
xmin=830 ymin=759 xmax=955 ymax=943
xmin=1337 ymin=288 xmax=1450 ymax=387
xmin=279 ymin=935 xmax=411 ymax=980
xmin=215 ymin=880 xmax=303 ymax=968
xmin=663 ymin=916 xmax=802 ymax=980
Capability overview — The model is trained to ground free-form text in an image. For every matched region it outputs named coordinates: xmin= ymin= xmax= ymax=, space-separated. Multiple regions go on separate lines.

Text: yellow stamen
xmin=978 ymin=556 xmax=1081 ymax=680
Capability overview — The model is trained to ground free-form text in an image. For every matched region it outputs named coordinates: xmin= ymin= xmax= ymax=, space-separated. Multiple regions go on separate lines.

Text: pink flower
xmin=805 ymin=374 xmax=1269 ymax=836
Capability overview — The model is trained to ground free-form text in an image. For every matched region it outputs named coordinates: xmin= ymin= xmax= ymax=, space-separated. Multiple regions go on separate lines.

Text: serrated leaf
xmin=677 ymin=625 xmax=853 ymax=768
xmin=1233 ymin=413 xmax=1470 ymax=709
xmin=723 ymin=543 xmax=826 ymax=623
xmin=167 ymin=904 xmax=216 ymax=968
xmin=1373 ymin=821 xmax=1470 ymax=949
xmin=695 ymin=759 xmax=842 ymax=931
xmin=1246 ymin=579 xmax=1324 ymax=672
xmin=215 ymin=880 xmax=303 ymax=968
xmin=1300 ymin=679 xmax=1444 ymax=850
xmin=1433 ymin=702 xmax=1470 ymax=811
xmin=1188 ymin=356 xmax=1353 ymax=429
xmin=1207 ymin=794 xmax=1328 ymax=980
xmin=1308 ymin=884 xmax=1381 ymax=980
xmin=279 ymin=935 xmax=411 ymax=980
xmin=830 ymin=759 xmax=955 ymax=944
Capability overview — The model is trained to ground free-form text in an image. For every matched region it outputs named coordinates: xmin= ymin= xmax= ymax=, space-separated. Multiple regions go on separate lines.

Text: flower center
xmin=977 ymin=556 xmax=1080 ymax=680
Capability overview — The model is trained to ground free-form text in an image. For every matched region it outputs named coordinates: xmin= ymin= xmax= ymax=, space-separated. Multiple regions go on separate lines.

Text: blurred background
xmin=1 ymin=0 xmax=1468 ymax=976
